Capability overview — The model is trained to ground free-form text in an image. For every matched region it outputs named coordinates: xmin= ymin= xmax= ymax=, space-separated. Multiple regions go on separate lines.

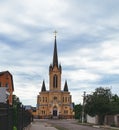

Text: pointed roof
xmin=64 ymin=80 xmax=69 ymax=92
xmin=53 ymin=35 xmax=58 ymax=68
xmin=41 ymin=80 xmax=46 ymax=92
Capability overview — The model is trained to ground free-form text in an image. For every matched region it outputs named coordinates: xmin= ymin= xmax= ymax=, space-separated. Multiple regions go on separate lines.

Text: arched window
xmin=53 ymin=74 xmax=58 ymax=88
xmin=54 ymin=96 xmax=57 ymax=101
xmin=63 ymin=97 xmax=64 ymax=102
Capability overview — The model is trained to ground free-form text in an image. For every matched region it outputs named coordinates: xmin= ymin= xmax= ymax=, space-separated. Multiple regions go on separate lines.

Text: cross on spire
xmin=54 ymin=30 xmax=57 ymax=37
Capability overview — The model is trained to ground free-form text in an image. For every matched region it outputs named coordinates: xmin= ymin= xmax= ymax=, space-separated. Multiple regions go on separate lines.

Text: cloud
xmin=0 ymin=0 xmax=119 ymax=106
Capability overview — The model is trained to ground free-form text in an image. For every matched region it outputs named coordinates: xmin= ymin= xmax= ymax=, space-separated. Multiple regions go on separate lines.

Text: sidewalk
xmin=24 ymin=121 xmax=58 ymax=130
xmin=80 ymin=123 xmax=119 ymax=130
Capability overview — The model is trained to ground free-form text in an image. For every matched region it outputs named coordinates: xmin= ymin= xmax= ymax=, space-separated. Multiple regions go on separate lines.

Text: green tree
xmin=74 ymin=104 xmax=82 ymax=120
xmin=85 ymin=87 xmax=112 ymax=125
xmin=110 ymin=94 xmax=119 ymax=114
xmin=13 ymin=95 xmax=20 ymax=105
xmin=12 ymin=95 xmax=21 ymax=129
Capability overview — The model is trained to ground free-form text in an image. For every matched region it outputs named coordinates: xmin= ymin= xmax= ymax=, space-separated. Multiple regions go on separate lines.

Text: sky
xmin=0 ymin=0 xmax=119 ymax=107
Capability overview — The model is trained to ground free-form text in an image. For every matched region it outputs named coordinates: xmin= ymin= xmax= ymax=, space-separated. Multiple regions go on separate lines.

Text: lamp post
xmin=82 ymin=91 xmax=86 ymax=123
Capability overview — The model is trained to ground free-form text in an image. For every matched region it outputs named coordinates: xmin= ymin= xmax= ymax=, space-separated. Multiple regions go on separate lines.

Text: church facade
xmin=37 ymin=35 xmax=74 ymax=119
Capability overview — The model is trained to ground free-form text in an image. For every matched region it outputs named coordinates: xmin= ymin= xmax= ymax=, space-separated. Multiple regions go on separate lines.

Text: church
xmin=37 ymin=34 xmax=74 ymax=119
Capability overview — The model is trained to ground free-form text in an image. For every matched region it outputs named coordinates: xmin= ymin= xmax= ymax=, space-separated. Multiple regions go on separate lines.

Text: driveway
xmin=36 ymin=119 xmax=107 ymax=130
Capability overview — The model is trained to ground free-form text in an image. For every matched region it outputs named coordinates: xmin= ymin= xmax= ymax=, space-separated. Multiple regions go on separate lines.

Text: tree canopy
xmin=84 ymin=87 xmax=119 ymax=124
xmin=74 ymin=104 xmax=82 ymax=119
xmin=110 ymin=94 xmax=119 ymax=114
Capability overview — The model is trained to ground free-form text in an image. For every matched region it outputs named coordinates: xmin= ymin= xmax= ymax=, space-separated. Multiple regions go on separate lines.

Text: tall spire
xmin=64 ymin=80 xmax=69 ymax=92
xmin=41 ymin=80 xmax=46 ymax=92
xmin=53 ymin=31 xmax=58 ymax=68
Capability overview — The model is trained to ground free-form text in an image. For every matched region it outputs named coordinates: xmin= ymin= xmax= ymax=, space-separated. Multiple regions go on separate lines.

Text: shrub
xmin=13 ymin=126 xmax=17 ymax=130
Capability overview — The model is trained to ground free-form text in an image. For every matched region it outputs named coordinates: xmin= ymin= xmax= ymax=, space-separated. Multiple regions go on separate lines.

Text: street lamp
xmin=82 ymin=91 xmax=86 ymax=123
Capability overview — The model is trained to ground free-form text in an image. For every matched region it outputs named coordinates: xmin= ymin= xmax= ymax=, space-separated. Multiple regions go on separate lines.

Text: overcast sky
xmin=0 ymin=0 xmax=119 ymax=106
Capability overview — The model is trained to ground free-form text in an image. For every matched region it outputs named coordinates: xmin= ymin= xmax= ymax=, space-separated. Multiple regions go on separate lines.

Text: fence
xmin=0 ymin=103 xmax=32 ymax=130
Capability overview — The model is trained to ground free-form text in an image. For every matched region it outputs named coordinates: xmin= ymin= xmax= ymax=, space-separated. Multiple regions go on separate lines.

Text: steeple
xmin=53 ymin=31 xmax=58 ymax=68
xmin=41 ymin=80 xmax=46 ymax=92
xmin=64 ymin=80 xmax=69 ymax=92
xmin=49 ymin=31 xmax=62 ymax=91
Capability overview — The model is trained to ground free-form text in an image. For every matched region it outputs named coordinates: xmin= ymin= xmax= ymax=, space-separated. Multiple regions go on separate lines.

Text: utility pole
xmin=82 ymin=91 xmax=86 ymax=123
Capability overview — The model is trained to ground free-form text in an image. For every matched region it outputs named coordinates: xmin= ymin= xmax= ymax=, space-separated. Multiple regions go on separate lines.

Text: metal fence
xmin=0 ymin=103 xmax=32 ymax=130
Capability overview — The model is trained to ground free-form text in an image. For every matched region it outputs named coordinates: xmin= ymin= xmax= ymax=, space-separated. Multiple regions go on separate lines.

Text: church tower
xmin=49 ymin=34 xmax=62 ymax=91
xmin=37 ymin=33 xmax=74 ymax=119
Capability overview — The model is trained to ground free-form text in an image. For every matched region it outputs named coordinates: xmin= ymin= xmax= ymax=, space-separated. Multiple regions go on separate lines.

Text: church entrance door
xmin=53 ymin=110 xmax=57 ymax=116
xmin=53 ymin=106 xmax=58 ymax=117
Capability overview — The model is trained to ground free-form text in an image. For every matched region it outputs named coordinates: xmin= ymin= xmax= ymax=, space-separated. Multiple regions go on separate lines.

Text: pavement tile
xmin=25 ymin=122 xmax=57 ymax=130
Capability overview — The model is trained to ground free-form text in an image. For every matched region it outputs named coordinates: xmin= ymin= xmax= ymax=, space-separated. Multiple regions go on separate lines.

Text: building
xmin=37 ymin=35 xmax=74 ymax=119
xmin=0 ymin=71 xmax=14 ymax=105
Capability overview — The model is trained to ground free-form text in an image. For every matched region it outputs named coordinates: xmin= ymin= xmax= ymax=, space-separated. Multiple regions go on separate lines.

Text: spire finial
xmin=54 ymin=30 xmax=57 ymax=37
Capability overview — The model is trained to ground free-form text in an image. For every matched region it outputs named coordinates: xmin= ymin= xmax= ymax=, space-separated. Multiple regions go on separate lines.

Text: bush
xmin=110 ymin=123 xmax=116 ymax=127
xmin=13 ymin=126 xmax=17 ymax=130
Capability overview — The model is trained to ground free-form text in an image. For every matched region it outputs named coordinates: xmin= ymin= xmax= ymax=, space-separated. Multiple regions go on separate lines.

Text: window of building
xmin=42 ymin=111 xmax=44 ymax=115
xmin=6 ymin=83 xmax=8 ymax=87
xmin=54 ymin=96 xmax=57 ymax=101
xmin=39 ymin=97 xmax=41 ymax=102
xmin=0 ymin=82 xmax=1 ymax=87
xmin=65 ymin=97 xmax=67 ymax=102
xmin=41 ymin=110 xmax=45 ymax=115
xmin=63 ymin=97 xmax=64 ymax=102
xmin=53 ymin=74 xmax=58 ymax=88
xmin=45 ymin=97 xmax=47 ymax=102
xmin=64 ymin=110 xmax=68 ymax=114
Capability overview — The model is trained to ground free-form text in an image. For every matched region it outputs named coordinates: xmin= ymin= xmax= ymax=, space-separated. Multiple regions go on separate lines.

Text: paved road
xmin=24 ymin=119 xmax=57 ymax=130
xmin=34 ymin=119 xmax=107 ymax=130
